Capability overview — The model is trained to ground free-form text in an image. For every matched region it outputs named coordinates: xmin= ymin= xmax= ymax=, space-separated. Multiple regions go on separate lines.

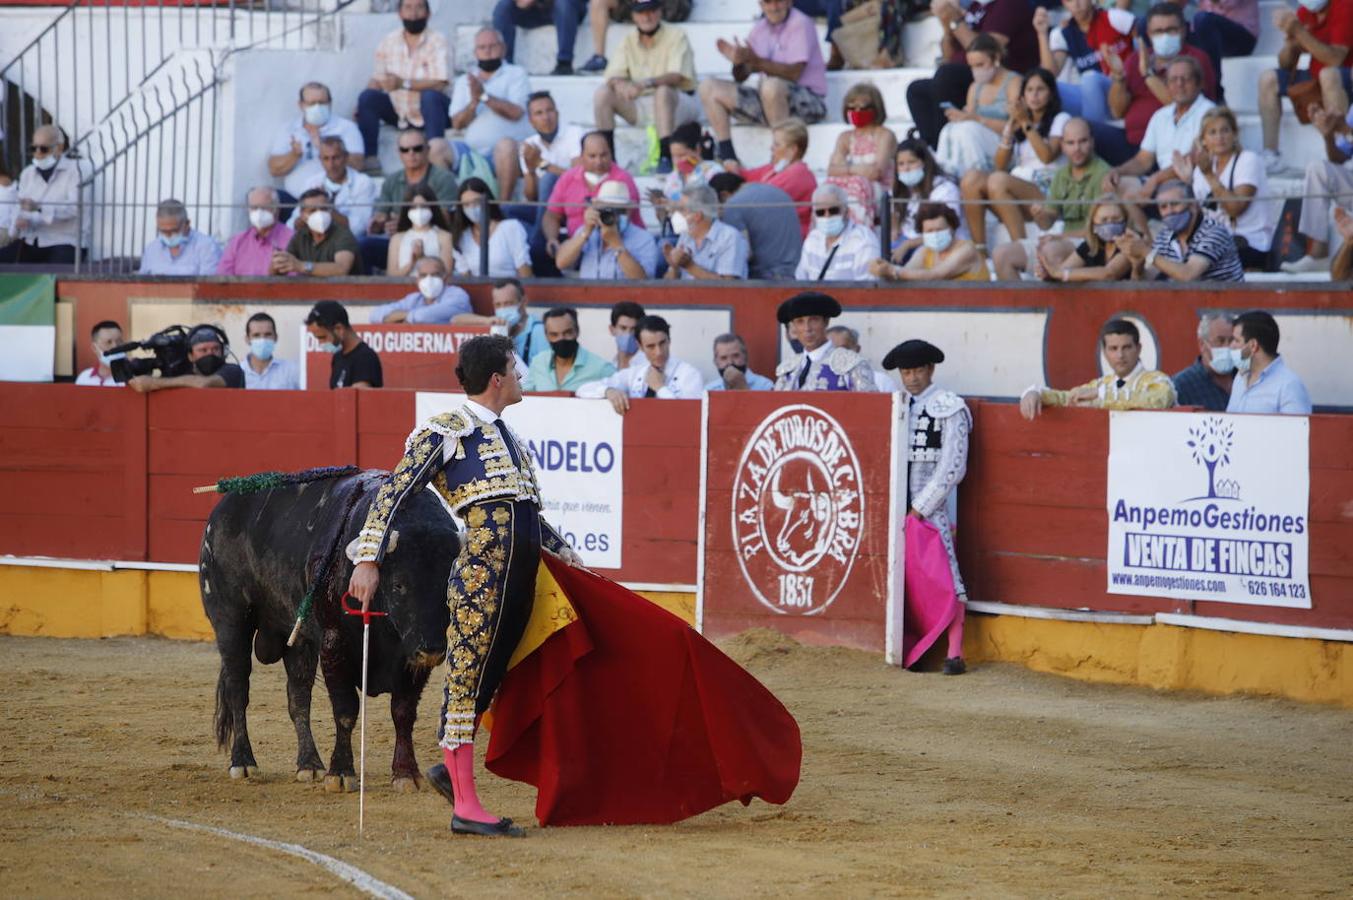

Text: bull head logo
xmin=770 ymin=463 xmax=833 ymax=567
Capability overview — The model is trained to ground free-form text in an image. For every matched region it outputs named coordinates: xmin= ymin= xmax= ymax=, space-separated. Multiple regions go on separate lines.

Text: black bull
xmin=200 ymin=470 xmax=457 ymax=791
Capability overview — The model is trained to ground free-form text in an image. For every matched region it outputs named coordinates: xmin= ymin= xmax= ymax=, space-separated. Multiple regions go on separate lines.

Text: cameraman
xmin=553 ymin=180 xmax=657 ymax=280
xmin=127 ymin=326 xmax=245 ymax=392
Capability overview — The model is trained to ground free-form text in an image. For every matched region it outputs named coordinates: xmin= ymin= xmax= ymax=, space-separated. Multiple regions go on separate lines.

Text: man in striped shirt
xmin=1119 ymin=179 xmax=1244 ymax=282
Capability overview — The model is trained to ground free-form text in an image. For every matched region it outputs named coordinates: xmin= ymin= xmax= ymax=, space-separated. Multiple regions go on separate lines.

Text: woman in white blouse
xmin=386 ymin=184 xmax=454 ymax=277
xmin=889 ymin=132 xmax=966 ymax=264
xmin=450 ymin=177 xmax=533 ymax=278
xmin=960 ymin=68 xmax=1069 ymax=251
xmin=1183 ymin=106 xmax=1277 ymax=271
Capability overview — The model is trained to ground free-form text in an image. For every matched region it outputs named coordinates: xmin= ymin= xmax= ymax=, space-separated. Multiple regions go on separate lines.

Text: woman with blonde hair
xmin=1035 ymin=196 xmax=1136 ymax=282
xmin=1179 ymin=106 xmax=1277 ymax=271
xmin=934 ymin=34 xmax=1021 ymax=178
xmin=740 ymin=117 xmax=818 ymax=237
xmin=826 ymin=82 xmax=897 ymax=226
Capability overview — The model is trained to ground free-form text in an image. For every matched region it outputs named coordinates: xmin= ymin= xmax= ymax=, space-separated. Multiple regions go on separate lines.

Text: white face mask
xmin=583 ymin=170 xmax=607 ymax=188
xmin=670 ymin=211 xmax=690 ymax=236
xmin=971 ymin=66 xmax=997 ymax=85
xmin=922 ymin=228 xmax=954 ymax=252
xmin=408 ymin=207 xmax=433 ymax=228
xmin=897 ymin=168 xmax=925 ymax=188
xmin=1209 ymin=346 xmax=1235 ymax=374
xmin=303 ymin=103 xmax=331 ymax=127
xmin=772 ymin=158 xmax=790 ymax=173
xmin=816 ymin=214 xmax=845 ymax=238
xmin=307 ymin=210 xmax=332 ymax=235
xmin=33 ymin=155 xmax=58 ymax=171
xmin=248 ymin=208 xmax=275 ymax=231
xmin=418 ymin=275 xmax=444 ymax=299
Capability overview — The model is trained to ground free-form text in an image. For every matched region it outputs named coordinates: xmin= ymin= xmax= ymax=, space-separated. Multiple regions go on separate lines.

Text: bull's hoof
xmin=296 ymin=768 xmax=323 ymax=783
xmin=229 ymin=765 xmax=260 ymax=780
xmin=324 ymin=773 xmax=357 ymax=793
xmin=391 ymin=775 xmax=420 ymax=794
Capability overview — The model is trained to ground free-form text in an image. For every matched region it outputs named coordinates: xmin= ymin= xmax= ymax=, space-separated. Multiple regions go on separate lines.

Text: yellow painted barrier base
xmin=2 ymin=564 xmax=1347 ymax=707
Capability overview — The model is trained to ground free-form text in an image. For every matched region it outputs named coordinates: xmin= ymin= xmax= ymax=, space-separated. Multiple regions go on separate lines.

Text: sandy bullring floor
xmin=3 ymin=632 xmax=1352 ymax=897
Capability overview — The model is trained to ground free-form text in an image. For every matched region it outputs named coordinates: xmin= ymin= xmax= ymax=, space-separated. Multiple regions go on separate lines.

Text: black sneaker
xmin=942 ymin=657 xmax=967 ymax=676
xmin=550 ymin=60 xmax=574 ymax=76
xmin=579 ymin=54 xmax=607 ymax=73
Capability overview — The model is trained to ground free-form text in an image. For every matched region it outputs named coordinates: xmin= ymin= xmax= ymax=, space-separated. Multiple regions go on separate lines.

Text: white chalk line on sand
xmin=139 ymin=814 xmax=414 ymax=900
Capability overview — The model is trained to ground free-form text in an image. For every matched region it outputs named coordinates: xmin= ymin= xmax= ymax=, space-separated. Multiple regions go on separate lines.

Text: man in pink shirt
xmin=697 ymin=0 xmax=827 ymax=165
xmin=218 ymin=187 xmax=294 ymax=276
xmin=540 ymin=132 xmax=643 ymax=259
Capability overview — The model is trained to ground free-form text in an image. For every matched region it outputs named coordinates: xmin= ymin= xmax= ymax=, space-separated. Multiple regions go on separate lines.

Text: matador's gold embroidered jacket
xmin=352 ymin=406 xmax=568 ymax=564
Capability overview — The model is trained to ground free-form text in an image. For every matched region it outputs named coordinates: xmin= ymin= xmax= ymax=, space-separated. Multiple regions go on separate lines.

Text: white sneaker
xmin=1280 ymin=254 xmax=1331 ymax=273
xmin=1262 ymin=149 xmax=1296 ymax=176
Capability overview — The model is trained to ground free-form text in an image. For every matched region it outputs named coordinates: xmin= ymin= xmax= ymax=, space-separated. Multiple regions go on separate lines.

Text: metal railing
xmin=1 ymin=0 xmax=357 ymax=268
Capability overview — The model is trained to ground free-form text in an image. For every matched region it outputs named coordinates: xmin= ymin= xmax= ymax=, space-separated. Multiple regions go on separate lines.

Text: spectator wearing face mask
xmin=449 ymin=177 xmax=532 ymax=278
xmin=795 ymin=183 xmax=877 ymax=281
xmin=290 ymin=137 xmax=378 ymax=240
xmin=370 ymin=257 xmax=473 ymax=324
xmin=608 ymin=300 xmax=646 ymax=370
xmin=523 ymin=307 xmax=616 ymax=392
xmin=276 ymin=189 xmax=360 ymax=276
xmin=825 ymin=82 xmax=897 ymax=226
xmin=139 ymin=198 xmax=222 ymax=276
xmin=126 ymin=325 xmax=245 ymax=392
xmin=662 ymin=182 xmax=749 ymax=280
xmin=76 ymin=320 xmax=125 ymax=387
xmin=541 ymin=132 xmax=644 ymax=260
xmin=268 ymin=82 xmax=365 ymax=202
xmin=218 ymin=186 xmax=294 ymax=276
xmin=739 ymin=117 xmax=818 ymax=238
xmin=242 ymin=312 xmax=301 ymax=391
xmin=705 ymin=333 xmax=774 ymax=391
xmin=1171 ymin=312 xmax=1235 ymax=411
xmin=870 ymin=203 xmax=988 ymax=282
xmin=555 ymin=180 xmax=660 ymax=279
xmin=1225 ymin=310 xmax=1312 ymax=415
xmin=889 ymin=133 xmax=964 ymax=265
xmin=0 ymin=125 xmax=82 ymax=265
xmin=386 ymin=184 xmax=454 ymax=277
xmin=449 ymin=28 xmax=533 ymax=175
xmin=305 ymin=300 xmax=383 ymax=389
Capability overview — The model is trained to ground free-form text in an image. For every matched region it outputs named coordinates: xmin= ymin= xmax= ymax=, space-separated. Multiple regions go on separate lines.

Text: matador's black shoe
xmin=451 ymin=815 xmax=526 ymax=837
xmin=942 ymin=657 xmax=967 ymax=676
xmin=425 ymin=763 xmax=455 ymax=805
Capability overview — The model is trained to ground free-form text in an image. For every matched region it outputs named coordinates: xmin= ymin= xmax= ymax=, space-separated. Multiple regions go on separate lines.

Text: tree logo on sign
xmin=1186 ymin=417 xmax=1240 ymax=500
xmin=731 ymin=405 xmax=864 ymax=616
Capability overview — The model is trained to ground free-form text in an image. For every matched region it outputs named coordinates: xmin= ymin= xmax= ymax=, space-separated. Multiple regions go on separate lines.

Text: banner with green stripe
xmin=0 ymin=274 xmax=56 ymax=382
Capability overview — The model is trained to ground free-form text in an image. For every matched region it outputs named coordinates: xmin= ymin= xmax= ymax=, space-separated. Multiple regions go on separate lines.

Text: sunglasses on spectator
xmin=31 ymin=144 xmax=53 ymax=153
xmin=399 ymin=144 xmax=428 ymax=154
xmin=814 ymin=206 xmax=843 ymax=217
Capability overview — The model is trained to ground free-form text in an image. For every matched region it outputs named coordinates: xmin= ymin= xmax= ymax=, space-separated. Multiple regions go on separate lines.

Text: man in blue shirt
xmin=705 ymin=333 xmax=773 ymax=391
xmin=1171 ymin=312 xmax=1235 ymax=411
xmin=495 ymin=277 xmax=548 ymax=363
xmin=138 ymin=199 xmax=222 ymax=275
xmin=369 ymin=257 xmax=473 ymax=324
xmin=554 ymin=180 xmax=659 ymax=279
xmin=1226 ymin=310 xmax=1312 ymax=415
xmin=662 ymin=183 xmax=749 ymax=281
xmin=242 ymin=312 xmax=301 ymax=390
xmin=523 ymin=306 xmax=617 ymax=391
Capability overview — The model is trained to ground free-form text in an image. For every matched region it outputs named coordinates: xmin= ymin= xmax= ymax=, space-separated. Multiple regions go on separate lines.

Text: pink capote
xmin=902 ymin=516 xmax=962 ymax=668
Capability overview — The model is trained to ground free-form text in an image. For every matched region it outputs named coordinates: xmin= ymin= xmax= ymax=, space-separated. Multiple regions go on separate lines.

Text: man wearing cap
xmin=773 ymin=292 xmax=875 ymax=392
xmin=126 ymin=325 xmax=246 ymax=392
xmin=304 ymin=300 xmax=384 ymax=389
xmin=883 ymin=339 xmax=970 ymax=676
xmin=554 ymin=180 xmax=659 ymax=279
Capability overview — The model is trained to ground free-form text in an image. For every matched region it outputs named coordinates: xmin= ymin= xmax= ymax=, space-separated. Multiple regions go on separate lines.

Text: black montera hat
xmin=776 ymin=292 xmax=842 ymax=325
xmin=882 ymin=339 xmax=945 ymax=370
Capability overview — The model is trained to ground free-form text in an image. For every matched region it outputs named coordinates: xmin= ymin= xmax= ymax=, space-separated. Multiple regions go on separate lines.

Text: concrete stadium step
xmin=455 ymin=17 xmax=944 ymax=75
xmin=1220 ymin=56 xmax=1280 ymax=114
xmin=529 ymin=67 xmax=931 ymax=127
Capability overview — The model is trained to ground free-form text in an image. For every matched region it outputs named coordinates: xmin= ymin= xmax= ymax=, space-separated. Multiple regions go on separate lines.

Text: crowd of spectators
xmin=3 ymin=0 xmax=1350 ymax=284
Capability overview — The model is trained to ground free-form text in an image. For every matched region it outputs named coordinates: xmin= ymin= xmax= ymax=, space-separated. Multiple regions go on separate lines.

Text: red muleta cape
xmin=485 ymin=556 xmax=802 ymax=826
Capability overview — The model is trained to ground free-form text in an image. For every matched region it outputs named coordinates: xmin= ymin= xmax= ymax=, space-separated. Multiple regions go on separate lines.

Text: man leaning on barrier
xmin=126 ymin=325 xmax=245 ymax=393
xmin=1020 ymin=318 xmax=1175 ymax=419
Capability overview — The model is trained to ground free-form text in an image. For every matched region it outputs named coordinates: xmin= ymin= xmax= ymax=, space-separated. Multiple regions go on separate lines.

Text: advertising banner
xmin=300 ymin=324 xmax=488 ymax=390
xmin=1107 ymin=411 xmax=1311 ymax=608
xmin=699 ymin=392 xmax=904 ymax=657
xmin=414 ymin=393 xmax=623 ymax=569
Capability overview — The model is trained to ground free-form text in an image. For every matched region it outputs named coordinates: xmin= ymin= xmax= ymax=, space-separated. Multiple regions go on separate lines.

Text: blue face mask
xmin=160 ymin=232 xmax=186 ymax=249
xmin=1152 ymin=32 xmax=1182 ymax=57
xmin=1162 ymin=209 xmax=1193 ymax=234
xmin=498 ymin=305 xmax=522 ymax=329
xmin=250 ymin=338 xmax=276 ymax=361
xmin=1209 ymin=346 xmax=1235 ymax=374
xmin=614 ymin=331 xmax=639 ymax=355
xmin=316 ymin=330 xmax=342 ymax=354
